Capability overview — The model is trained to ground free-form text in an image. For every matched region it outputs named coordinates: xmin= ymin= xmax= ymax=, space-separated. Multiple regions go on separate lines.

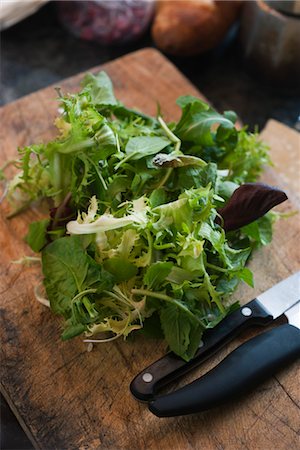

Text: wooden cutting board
xmin=1 ymin=48 xmax=299 ymax=450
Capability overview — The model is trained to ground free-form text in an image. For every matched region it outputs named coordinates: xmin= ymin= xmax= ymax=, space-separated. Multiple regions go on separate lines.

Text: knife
xmin=149 ymin=301 xmax=300 ymax=417
xmin=130 ymin=272 xmax=300 ymax=408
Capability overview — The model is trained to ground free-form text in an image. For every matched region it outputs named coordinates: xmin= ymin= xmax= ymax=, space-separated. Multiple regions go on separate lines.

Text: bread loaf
xmin=152 ymin=0 xmax=242 ymax=56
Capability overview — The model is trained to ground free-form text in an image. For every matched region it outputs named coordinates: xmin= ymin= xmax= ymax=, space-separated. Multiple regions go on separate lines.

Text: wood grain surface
xmin=1 ymin=48 xmax=299 ymax=450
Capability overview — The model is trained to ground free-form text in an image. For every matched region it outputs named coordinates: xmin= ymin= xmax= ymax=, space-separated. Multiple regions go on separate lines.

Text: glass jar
xmin=57 ymin=0 xmax=155 ymax=45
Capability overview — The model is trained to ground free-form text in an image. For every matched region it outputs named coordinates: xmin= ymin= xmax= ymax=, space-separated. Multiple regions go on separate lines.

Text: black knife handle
xmin=131 ymin=299 xmax=273 ymax=401
xmin=149 ymin=324 xmax=300 ymax=417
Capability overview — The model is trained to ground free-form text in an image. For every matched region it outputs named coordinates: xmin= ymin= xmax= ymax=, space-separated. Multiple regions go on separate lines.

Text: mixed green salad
xmin=2 ymin=72 xmax=287 ymax=361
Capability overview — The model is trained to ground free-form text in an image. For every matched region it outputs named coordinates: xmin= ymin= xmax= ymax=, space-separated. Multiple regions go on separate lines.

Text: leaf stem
xmin=115 ymin=133 xmax=121 ymax=154
xmin=71 ymin=288 xmax=97 ymax=303
xmin=132 ymin=288 xmax=172 ymax=302
xmin=156 ymin=168 xmax=173 ymax=189
xmin=87 ymin=157 xmax=107 ymax=190
xmin=204 ymin=273 xmax=225 ymax=314
xmin=132 ymin=288 xmax=201 ymax=323
xmin=114 ymin=152 xmax=134 ymax=171
xmin=51 ymin=191 xmax=72 ymax=230
xmin=12 ymin=256 xmax=41 ymax=265
xmin=206 ymin=262 xmax=227 ymax=272
xmin=158 ymin=116 xmax=181 ymax=153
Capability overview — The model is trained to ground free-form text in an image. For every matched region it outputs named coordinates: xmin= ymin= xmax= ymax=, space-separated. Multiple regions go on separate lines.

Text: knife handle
xmin=149 ymin=324 xmax=300 ymax=417
xmin=130 ymin=299 xmax=273 ymax=401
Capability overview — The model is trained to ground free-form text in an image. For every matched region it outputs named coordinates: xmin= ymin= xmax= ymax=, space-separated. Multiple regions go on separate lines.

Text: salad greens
xmin=4 ymin=71 xmax=282 ymax=361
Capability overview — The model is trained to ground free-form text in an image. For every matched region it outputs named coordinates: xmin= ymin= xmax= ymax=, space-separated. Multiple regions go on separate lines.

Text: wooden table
xmin=1 ymin=48 xmax=299 ymax=450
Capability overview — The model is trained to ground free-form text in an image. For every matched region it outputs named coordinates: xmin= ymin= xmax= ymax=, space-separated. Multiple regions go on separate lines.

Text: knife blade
xmin=149 ymin=301 xmax=300 ymax=417
xmin=130 ymin=271 xmax=300 ymax=402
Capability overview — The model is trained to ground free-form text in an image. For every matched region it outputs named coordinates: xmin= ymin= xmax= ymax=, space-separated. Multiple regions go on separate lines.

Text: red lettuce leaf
xmin=218 ymin=183 xmax=288 ymax=232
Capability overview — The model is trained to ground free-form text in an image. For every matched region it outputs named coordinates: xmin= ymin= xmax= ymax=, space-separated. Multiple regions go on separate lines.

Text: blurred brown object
xmin=151 ymin=0 xmax=242 ymax=56
xmin=239 ymin=0 xmax=300 ymax=90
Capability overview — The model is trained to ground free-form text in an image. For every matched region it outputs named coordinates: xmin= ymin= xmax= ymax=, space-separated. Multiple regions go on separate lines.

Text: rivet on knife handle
xmin=130 ymin=299 xmax=273 ymax=402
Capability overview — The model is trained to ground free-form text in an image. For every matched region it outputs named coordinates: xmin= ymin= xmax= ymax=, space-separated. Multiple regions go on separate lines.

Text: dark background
xmin=1 ymin=2 xmax=299 ymax=449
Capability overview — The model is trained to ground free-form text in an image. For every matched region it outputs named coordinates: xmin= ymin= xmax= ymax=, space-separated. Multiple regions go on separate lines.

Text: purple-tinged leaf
xmin=218 ymin=183 xmax=287 ymax=232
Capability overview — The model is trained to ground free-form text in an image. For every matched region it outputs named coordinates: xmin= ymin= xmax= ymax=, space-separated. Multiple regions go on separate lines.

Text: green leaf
xmin=166 ymin=266 xmax=195 ymax=284
xmin=177 ymin=163 xmax=217 ymax=191
xmin=224 ymin=245 xmax=251 ymax=270
xmin=137 ymin=312 xmax=164 ymax=339
xmin=94 ymin=122 xmax=117 ymax=159
xmin=216 ymin=276 xmax=240 ymax=295
xmin=220 ymin=128 xmax=270 ymax=183
xmin=217 ymin=180 xmax=239 ymax=200
xmin=224 ymin=111 xmax=237 ymax=123
xmin=42 ymin=236 xmax=89 ymax=315
xmin=62 ymin=323 xmax=87 ymax=340
xmin=113 ymin=105 xmax=156 ymax=124
xmin=25 ymin=219 xmax=50 ymax=253
xmin=149 ymin=188 xmax=167 ymax=208
xmin=200 ymin=222 xmax=225 ymax=250
xmin=103 ymin=257 xmax=138 ymax=282
xmin=153 ymin=198 xmax=192 ymax=231
xmin=153 ymin=152 xmax=206 ymax=168
xmin=0 ymin=168 xmax=5 ymax=181
xmin=85 ymin=255 xmax=115 ymax=292
xmin=175 ymin=96 xmax=237 ymax=148
xmin=82 ymin=71 xmax=117 ymax=106
xmin=242 ymin=215 xmax=273 ymax=246
xmin=238 ymin=267 xmax=254 ymax=287
xmin=125 ymin=136 xmax=170 ymax=160
xmin=160 ymin=303 xmax=203 ymax=361
xmin=144 ymin=262 xmax=173 ymax=289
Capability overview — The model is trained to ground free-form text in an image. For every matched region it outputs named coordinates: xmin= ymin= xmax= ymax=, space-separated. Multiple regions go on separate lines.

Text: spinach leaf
xmin=42 ymin=236 xmax=89 ymax=316
xmin=160 ymin=303 xmax=204 ymax=361
xmin=42 ymin=236 xmax=113 ymax=317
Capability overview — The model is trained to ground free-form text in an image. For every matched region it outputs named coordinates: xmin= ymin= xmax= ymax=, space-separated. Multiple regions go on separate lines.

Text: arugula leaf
xmin=175 ymin=96 xmax=237 ymax=148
